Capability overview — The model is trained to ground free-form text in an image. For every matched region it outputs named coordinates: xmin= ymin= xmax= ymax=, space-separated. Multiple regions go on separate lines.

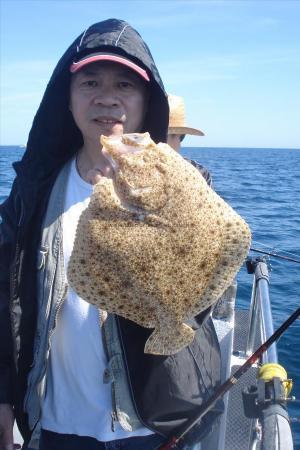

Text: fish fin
xmin=144 ymin=323 xmax=195 ymax=355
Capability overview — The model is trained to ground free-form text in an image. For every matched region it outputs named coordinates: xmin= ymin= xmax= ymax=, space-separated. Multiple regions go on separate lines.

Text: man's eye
xmin=82 ymin=80 xmax=97 ymax=87
xmin=119 ymin=81 xmax=133 ymax=89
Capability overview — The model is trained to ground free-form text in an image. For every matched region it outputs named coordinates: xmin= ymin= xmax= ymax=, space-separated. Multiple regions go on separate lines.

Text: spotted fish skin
xmin=68 ymin=132 xmax=251 ymax=355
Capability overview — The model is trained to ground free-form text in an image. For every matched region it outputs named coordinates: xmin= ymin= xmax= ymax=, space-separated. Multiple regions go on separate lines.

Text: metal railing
xmin=244 ymin=256 xmax=294 ymax=450
xmin=245 ymin=256 xmax=278 ymax=364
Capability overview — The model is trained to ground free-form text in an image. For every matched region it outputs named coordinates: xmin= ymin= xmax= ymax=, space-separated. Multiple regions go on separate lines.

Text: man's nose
xmin=93 ymin=88 xmax=120 ymax=107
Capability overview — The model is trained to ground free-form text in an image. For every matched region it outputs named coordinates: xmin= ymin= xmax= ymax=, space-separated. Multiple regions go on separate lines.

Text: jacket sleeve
xmin=0 ymin=183 xmax=18 ymax=404
xmin=188 ymin=159 xmax=213 ymax=188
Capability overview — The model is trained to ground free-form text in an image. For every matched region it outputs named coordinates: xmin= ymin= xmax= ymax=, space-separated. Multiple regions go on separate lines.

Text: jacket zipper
xmin=115 ymin=316 xmax=166 ymax=438
xmin=9 ymin=193 xmax=25 ymax=370
xmin=101 ymin=313 xmax=119 ymax=432
xmin=9 ymin=238 xmax=20 ymax=369
xmin=17 ymin=193 xmax=25 ymax=227
xmin=111 ymin=384 xmax=117 ymax=432
xmin=48 ymin=282 xmax=68 ymax=341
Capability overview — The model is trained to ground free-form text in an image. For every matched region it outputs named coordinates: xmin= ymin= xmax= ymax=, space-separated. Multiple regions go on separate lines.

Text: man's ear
xmin=141 ymin=88 xmax=150 ymax=126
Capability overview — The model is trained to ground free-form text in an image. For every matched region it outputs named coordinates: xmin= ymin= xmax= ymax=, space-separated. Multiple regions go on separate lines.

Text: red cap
xmin=70 ymin=53 xmax=150 ymax=81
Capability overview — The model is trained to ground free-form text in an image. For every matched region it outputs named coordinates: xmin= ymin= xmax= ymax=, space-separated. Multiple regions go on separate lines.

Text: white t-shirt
xmin=41 ymin=158 xmax=152 ymax=441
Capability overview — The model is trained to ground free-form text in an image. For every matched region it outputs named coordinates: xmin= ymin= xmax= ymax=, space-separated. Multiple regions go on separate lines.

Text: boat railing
xmin=245 ymin=256 xmax=277 ymax=363
xmin=244 ymin=256 xmax=294 ymax=450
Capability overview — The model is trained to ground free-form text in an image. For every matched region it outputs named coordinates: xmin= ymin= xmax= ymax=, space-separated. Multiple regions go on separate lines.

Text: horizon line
xmin=0 ymin=144 xmax=299 ymax=151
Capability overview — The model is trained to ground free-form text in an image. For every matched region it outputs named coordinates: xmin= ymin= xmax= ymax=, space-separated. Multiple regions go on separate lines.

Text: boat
xmin=188 ymin=254 xmax=295 ymax=450
xmin=13 ymin=255 xmax=296 ymax=449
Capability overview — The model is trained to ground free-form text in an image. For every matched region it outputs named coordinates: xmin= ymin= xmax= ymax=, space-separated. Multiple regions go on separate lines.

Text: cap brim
xmin=70 ymin=53 xmax=150 ymax=81
xmin=168 ymin=126 xmax=205 ymax=136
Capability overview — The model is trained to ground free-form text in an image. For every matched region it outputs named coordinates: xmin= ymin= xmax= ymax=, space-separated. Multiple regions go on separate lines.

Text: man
xmin=167 ymin=94 xmax=212 ymax=187
xmin=0 ymin=19 xmax=222 ymax=450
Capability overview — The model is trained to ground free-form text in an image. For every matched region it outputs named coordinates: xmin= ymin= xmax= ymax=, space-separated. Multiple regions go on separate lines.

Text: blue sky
xmin=1 ymin=0 xmax=299 ymax=148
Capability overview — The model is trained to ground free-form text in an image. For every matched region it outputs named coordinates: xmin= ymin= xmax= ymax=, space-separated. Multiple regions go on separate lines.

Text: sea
xmin=1 ymin=145 xmax=300 ymax=448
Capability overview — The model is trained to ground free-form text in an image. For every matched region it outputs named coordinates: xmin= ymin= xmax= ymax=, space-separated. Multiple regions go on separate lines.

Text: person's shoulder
xmin=184 ymin=157 xmax=213 ymax=187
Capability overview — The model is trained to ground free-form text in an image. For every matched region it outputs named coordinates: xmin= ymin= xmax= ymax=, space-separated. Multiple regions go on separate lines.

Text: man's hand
xmin=0 ymin=404 xmax=21 ymax=450
xmin=86 ymin=165 xmax=113 ymax=185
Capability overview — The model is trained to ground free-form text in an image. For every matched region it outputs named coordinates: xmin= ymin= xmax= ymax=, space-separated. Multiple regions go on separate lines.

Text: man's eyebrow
xmin=78 ymin=66 xmax=140 ymax=79
xmin=78 ymin=67 xmax=99 ymax=76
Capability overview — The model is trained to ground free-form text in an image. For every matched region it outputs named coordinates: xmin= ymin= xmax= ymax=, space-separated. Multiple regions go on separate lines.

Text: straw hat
xmin=168 ymin=94 xmax=205 ymax=136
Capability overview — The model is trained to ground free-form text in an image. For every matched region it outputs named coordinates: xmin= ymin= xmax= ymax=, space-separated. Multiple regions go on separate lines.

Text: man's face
xmin=167 ymin=134 xmax=182 ymax=152
xmin=70 ymin=61 xmax=148 ymax=148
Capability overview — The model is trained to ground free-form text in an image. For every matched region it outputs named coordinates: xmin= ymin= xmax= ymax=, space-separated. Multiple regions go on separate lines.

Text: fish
xmin=67 ymin=132 xmax=251 ymax=355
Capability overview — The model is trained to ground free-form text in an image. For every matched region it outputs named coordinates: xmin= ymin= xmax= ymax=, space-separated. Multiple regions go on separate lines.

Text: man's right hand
xmin=0 ymin=403 xmax=21 ymax=450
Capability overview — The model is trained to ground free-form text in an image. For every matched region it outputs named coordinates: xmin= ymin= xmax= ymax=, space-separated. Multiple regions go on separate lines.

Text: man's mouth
xmin=93 ymin=117 xmax=123 ymax=125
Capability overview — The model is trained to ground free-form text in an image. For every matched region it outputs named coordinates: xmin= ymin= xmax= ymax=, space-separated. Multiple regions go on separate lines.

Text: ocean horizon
xmin=1 ymin=144 xmax=300 ymax=150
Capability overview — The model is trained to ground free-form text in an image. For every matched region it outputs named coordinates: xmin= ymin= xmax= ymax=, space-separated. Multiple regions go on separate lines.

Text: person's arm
xmin=188 ymin=159 xmax=213 ymax=187
xmin=184 ymin=158 xmax=213 ymax=188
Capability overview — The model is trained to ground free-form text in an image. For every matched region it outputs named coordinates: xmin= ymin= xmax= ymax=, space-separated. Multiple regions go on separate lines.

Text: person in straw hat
xmin=167 ymin=94 xmax=212 ymax=186
xmin=167 ymin=94 xmax=205 ymax=152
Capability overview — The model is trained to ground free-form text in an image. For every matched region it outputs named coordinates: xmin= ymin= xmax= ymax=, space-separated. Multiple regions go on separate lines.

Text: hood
xmin=15 ymin=19 xmax=169 ymax=182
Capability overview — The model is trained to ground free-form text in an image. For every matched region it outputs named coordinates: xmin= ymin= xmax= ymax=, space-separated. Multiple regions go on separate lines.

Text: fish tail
xmin=144 ymin=323 xmax=195 ymax=355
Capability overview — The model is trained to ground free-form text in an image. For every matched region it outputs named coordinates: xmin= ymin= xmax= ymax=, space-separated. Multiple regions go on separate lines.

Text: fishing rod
xmin=250 ymin=247 xmax=300 ymax=264
xmin=159 ymin=307 xmax=300 ymax=450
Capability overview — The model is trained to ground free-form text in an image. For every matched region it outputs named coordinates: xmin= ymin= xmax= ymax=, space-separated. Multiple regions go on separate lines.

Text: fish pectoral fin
xmin=144 ymin=323 xmax=195 ymax=355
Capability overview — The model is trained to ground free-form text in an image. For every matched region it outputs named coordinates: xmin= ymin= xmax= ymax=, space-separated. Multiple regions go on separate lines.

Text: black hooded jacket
xmin=0 ymin=18 xmax=221 ymax=445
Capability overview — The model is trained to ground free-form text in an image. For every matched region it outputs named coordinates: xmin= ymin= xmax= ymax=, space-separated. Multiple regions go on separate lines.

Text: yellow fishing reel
xmin=242 ymin=362 xmax=294 ymax=419
xmin=258 ymin=363 xmax=293 ymax=399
